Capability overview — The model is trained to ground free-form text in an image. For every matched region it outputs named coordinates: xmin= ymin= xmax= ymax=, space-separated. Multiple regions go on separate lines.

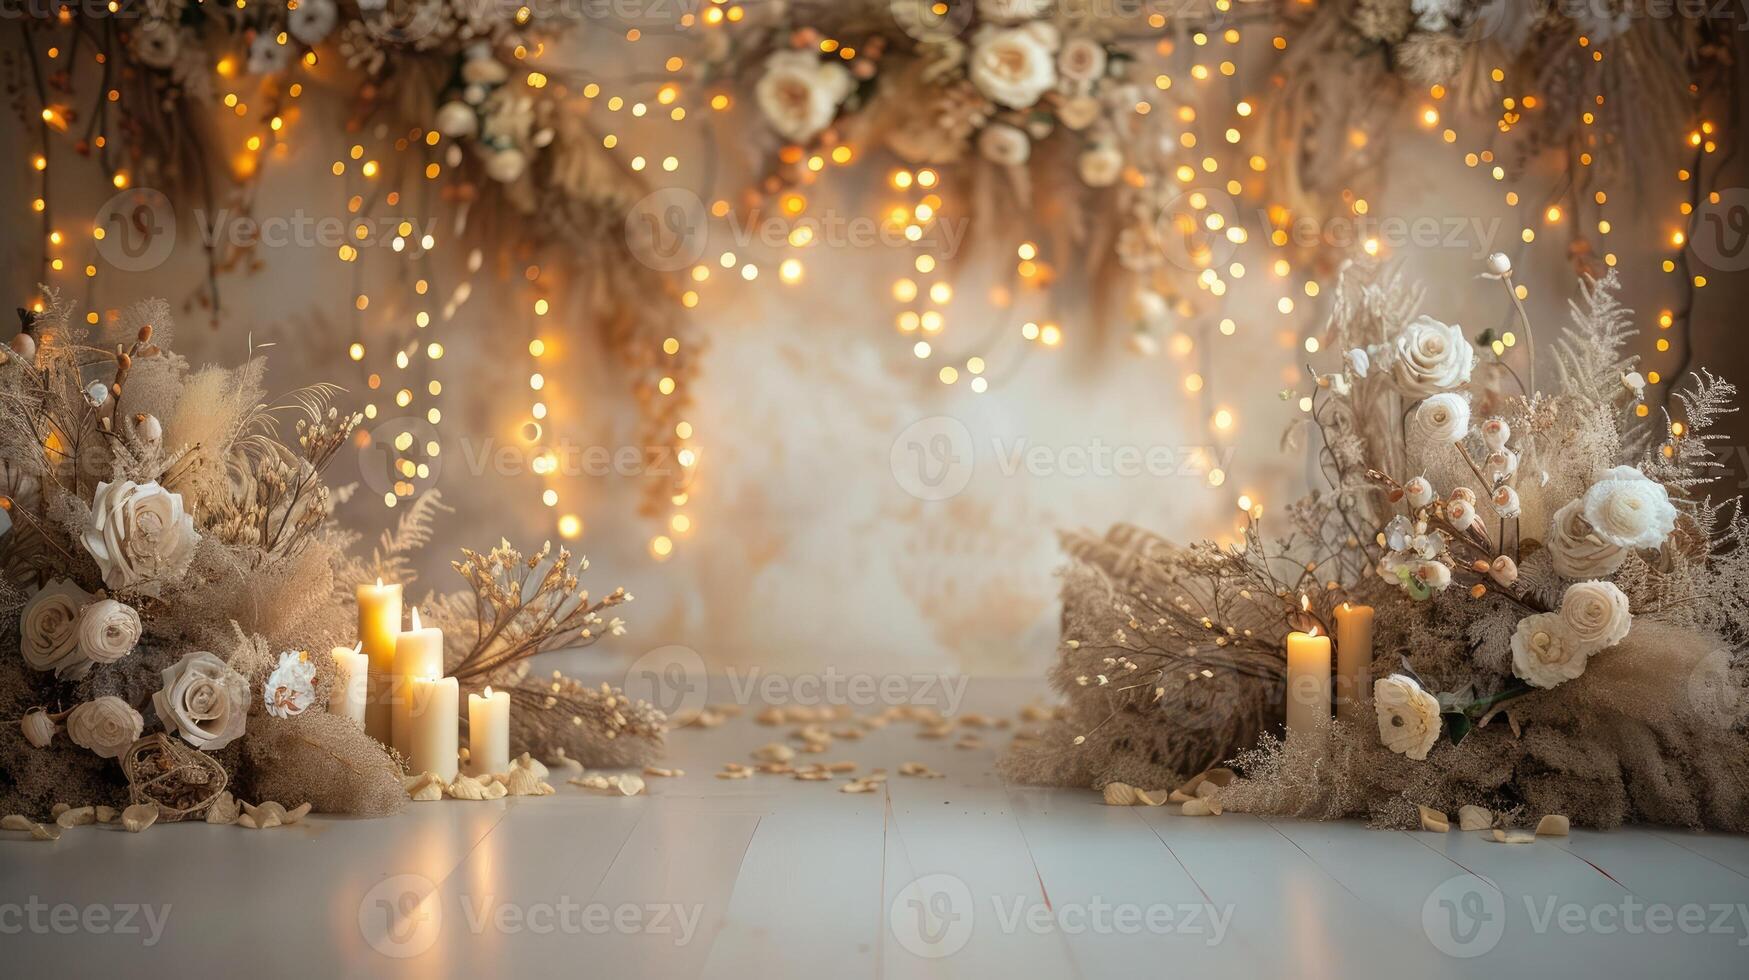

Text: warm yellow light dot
xmin=348 ymin=343 xmax=365 ymax=361
xmin=1213 ymin=409 xmax=1234 ymax=430
xmin=651 ymin=536 xmax=673 ymax=558
xmin=558 ymin=515 xmax=583 ymax=539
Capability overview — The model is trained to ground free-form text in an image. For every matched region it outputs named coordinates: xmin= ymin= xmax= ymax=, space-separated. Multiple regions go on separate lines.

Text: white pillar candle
xmin=1285 ymin=630 xmax=1332 ymax=759
xmin=357 ymin=578 xmax=403 ymax=743
xmin=407 ymin=676 xmax=459 ymax=782
xmin=329 ymin=642 xmax=369 ymax=726
xmin=467 ymin=686 xmax=512 ymax=777
xmin=392 ymin=607 xmax=445 ymax=755
xmin=1333 ymin=603 xmax=1375 ymax=726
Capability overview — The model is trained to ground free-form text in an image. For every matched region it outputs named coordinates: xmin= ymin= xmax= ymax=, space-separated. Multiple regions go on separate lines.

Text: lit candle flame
xmin=484 ymin=685 xmax=494 ymax=698
xmin=410 ymin=606 xmax=422 ymax=631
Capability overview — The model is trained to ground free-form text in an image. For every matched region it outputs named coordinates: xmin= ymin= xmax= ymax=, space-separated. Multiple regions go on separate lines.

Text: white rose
xmin=969 ymin=23 xmax=1060 ymax=110
xmin=1621 ymin=371 xmax=1646 ymax=398
xmin=66 ymin=696 xmax=144 ymax=759
xmin=754 ymin=51 xmax=855 ymax=144
xmin=248 ymin=32 xmax=292 ymax=75
xmin=1582 ymin=465 xmax=1678 ymax=551
xmin=1057 ymin=37 xmax=1108 ymax=83
xmin=21 ymin=709 xmax=58 ymax=748
xmin=977 ymin=0 xmax=1052 ymax=20
xmin=1056 ymin=94 xmax=1101 ymax=130
xmin=1078 ymin=145 xmax=1123 ymax=187
xmin=1374 ymin=674 xmax=1442 ymax=760
xmin=1484 ymin=449 xmax=1519 ymax=486
xmin=1391 ymin=315 xmax=1474 ymax=396
xmin=1404 ymin=476 xmax=1434 ymax=509
xmin=78 ymin=599 xmax=142 ymax=667
xmin=1559 ymin=581 xmax=1631 ymax=653
xmin=1409 ymin=392 xmax=1471 ymax=451
xmin=1511 ymin=613 xmax=1590 ymax=689
xmin=263 ymin=650 xmax=319 ymax=718
xmin=153 ymin=651 xmax=249 ymax=751
xmin=435 ymin=101 xmax=479 ymax=139
xmin=287 ymin=0 xmax=337 ymax=45
xmin=1485 ymin=252 xmax=1513 ymax=277
xmin=977 ymin=123 xmax=1032 ymax=166
xmin=1489 ymin=555 xmax=1519 ymax=586
xmin=82 ymin=480 xmax=199 ymax=597
xmin=21 ymin=579 xmax=95 ymax=678
xmin=1547 ymin=499 xmax=1626 ymax=579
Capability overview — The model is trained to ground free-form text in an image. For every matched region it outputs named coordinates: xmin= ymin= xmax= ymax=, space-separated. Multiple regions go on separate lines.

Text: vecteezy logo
xmin=890 ymin=416 xmax=974 ymax=502
xmin=1422 ymin=874 xmax=1505 ymax=958
xmin=622 ymin=644 xmax=709 ymax=723
xmin=1690 ymin=187 xmax=1749 ymax=273
xmin=890 ymin=873 xmax=974 ymax=959
xmin=356 ymin=416 xmax=443 ymax=501
xmin=93 ymin=188 xmax=175 ymax=272
xmin=625 ymin=187 xmax=709 ymax=272
xmin=359 ymin=873 xmax=442 ymax=958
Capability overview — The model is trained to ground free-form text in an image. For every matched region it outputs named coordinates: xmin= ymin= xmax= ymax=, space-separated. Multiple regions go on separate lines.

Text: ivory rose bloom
xmin=21 ymin=709 xmax=58 ymax=748
xmin=153 ymin=651 xmax=249 ymax=750
xmin=1491 ymin=485 xmax=1522 ymax=519
xmin=754 ymin=51 xmax=854 ymax=144
xmin=67 ymin=697 xmax=144 ymax=759
xmin=1409 ymin=392 xmax=1471 ymax=451
xmin=1391 ymin=315 xmax=1474 ymax=396
xmin=1078 ymin=145 xmax=1123 ymax=187
xmin=263 ymin=650 xmax=319 ymax=718
xmin=1547 ymin=499 xmax=1626 ymax=579
xmin=21 ymin=579 xmax=95 ymax=678
xmin=978 ymin=123 xmax=1032 ymax=166
xmin=1560 ymin=581 xmax=1632 ymax=652
xmin=82 ymin=479 xmax=199 ymax=597
xmin=1582 ymin=466 xmax=1678 ymax=551
xmin=1374 ymin=674 xmax=1442 ymax=760
xmin=969 ymin=23 xmax=1060 ymax=110
xmin=1404 ymin=476 xmax=1434 ymax=509
xmin=1446 ymin=496 xmax=1480 ymax=533
xmin=78 ymin=599 xmax=142 ymax=667
xmin=1511 ymin=613 xmax=1589 ymax=689
xmin=1057 ymin=37 xmax=1108 ymax=83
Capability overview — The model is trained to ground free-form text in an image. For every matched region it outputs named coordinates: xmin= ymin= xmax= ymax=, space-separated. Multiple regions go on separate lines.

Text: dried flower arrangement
xmin=6 ymin=3 xmax=696 ymax=520
xmin=1007 ymin=255 xmax=1749 ymax=831
xmin=694 ymin=0 xmax=1284 ymax=343
xmin=0 ymin=294 xmax=667 ymax=823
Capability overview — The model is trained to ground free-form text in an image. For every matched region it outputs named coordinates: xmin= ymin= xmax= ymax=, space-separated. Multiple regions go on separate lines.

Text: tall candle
xmin=1334 ymin=603 xmax=1375 ymax=725
xmin=357 ymin=578 xmax=403 ymax=743
xmin=407 ymin=676 xmax=459 ymax=781
xmin=392 ymin=607 xmax=445 ymax=755
xmin=1285 ymin=630 xmax=1332 ymax=758
xmin=467 ymin=686 xmax=512 ymax=777
xmin=329 ymin=642 xmax=369 ymax=726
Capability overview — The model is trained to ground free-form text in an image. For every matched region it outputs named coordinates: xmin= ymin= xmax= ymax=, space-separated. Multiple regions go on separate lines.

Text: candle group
xmin=351 ymin=582 xmax=512 ymax=783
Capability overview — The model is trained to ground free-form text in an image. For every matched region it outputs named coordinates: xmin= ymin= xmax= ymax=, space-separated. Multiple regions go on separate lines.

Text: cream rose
xmin=1391 ymin=315 xmax=1474 ymax=396
xmin=78 ymin=599 xmax=142 ymax=667
xmin=1058 ymin=37 xmax=1108 ymax=83
xmin=1078 ymin=145 xmax=1123 ymax=187
xmin=1492 ymin=485 xmax=1521 ymax=519
xmin=1560 ymin=580 xmax=1631 ymax=652
xmin=754 ymin=51 xmax=855 ymax=144
xmin=969 ymin=23 xmax=1060 ymax=110
xmin=67 ymin=696 xmax=144 ymax=759
xmin=978 ymin=123 xmax=1032 ymax=166
xmin=1409 ymin=392 xmax=1471 ymax=451
xmin=1511 ymin=613 xmax=1590 ymax=689
xmin=21 ymin=709 xmax=58 ymax=748
xmin=1582 ymin=465 xmax=1678 ymax=551
xmin=21 ymin=579 xmax=95 ymax=678
xmin=1404 ymin=476 xmax=1434 ymax=509
xmin=153 ymin=651 xmax=249 ymax=750
xmin=1374 ymin=674 xmax=1442 ymax=760
xmin=1547 ymin=499 xmax=1626 ymax=579
xmin=82 ymin=479 xmax=199 ymax=597
xmin=1446 ymin=496 xmax=1480 ymax=533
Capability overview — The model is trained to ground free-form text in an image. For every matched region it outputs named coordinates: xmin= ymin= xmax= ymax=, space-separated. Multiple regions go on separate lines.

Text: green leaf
xmin=1443 ymin=711 xmax=1473 ymax=746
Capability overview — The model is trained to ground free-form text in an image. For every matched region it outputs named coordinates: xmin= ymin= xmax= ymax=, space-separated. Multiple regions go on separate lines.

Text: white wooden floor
xmin=5 ymin=677 xmax=1748 ymax=978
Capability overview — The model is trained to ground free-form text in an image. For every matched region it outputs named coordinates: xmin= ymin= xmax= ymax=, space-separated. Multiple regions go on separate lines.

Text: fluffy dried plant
xmin=1011 ymin=257 xmax=1749 ymax=830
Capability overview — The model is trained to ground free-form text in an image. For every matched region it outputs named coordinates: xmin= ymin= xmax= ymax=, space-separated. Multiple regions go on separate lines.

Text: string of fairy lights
xmin=15 ymin=3 xmax=1723 ymax=559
